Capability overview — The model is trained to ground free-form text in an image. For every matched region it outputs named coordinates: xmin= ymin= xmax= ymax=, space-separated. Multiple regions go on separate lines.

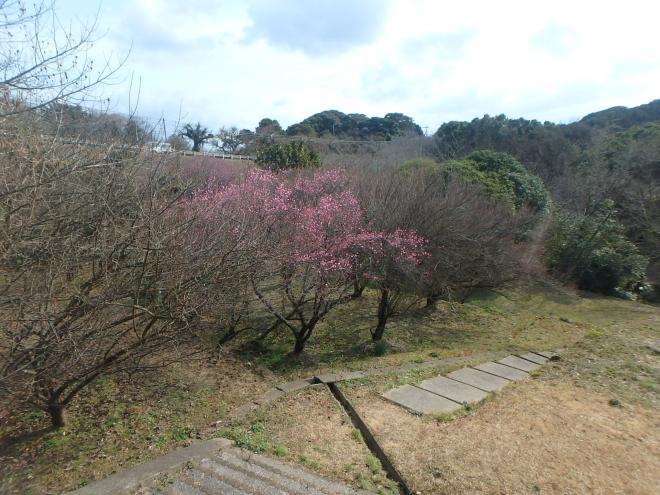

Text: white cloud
xmin=55 ymin=0 xmax=660 ymax=132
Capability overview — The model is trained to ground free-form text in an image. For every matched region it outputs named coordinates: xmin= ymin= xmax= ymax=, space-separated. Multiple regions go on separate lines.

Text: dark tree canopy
xmin=579 ymin=99 xmax=660 ymax=131
xmin=180 ymin=122 xmax=213 ymax=152
xmin=256 ymin=118 xmax=283 ymax=136
xmin=286 ymin=110 xmax=423 ymax=140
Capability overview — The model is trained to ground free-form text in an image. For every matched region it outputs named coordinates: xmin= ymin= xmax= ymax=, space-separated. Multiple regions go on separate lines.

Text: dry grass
xmin=1 ymin=289 xmax=657 ymax=494
xmin=335 ymin=293 xmax=660 ymax=494
xmin=0 ymin=358 xmax=275 ymax=494
xmin=351 ymin=380 xmax=659 ymax=494
xmin=244 ymin=291 xmax=659 ymax=494
xmin=250 ymin=287 xmax=589 ymax=378
xmin=217 ymin=385 xmax=398 ymax=494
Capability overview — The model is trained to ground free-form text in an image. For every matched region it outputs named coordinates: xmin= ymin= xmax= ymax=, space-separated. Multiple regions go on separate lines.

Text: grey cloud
xmin=111 ymin=4 xmax=218 ymax=54
xmin=245 ymin=0 xmax=391 ymax=56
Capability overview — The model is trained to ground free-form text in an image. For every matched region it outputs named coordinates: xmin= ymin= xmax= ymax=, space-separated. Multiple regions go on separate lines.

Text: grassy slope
xmin=1 ymin=288 xmax=657 ymax=494
xmin=218 ymin=289 xmax=660 ymax=494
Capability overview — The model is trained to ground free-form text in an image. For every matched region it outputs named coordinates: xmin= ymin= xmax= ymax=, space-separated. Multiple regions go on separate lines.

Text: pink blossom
xmin=187 ymin=169 xmax=428 ymax=282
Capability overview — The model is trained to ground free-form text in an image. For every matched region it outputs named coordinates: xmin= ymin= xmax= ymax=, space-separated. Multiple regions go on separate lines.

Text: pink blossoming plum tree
xmin=193 ymin=169 xmax=426 ymax=355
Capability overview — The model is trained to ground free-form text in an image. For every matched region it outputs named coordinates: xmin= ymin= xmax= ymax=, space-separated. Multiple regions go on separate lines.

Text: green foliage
xmin=365 ymin=454 xmax=382 ymax=474
xmin=444 ymin=150 xmax=550 ymax=211
xmin=272 ymin=444 xmax=289 ymax=457
xmin=397 ymin=158 xmax=442 ymax=175
xmin=255 ymin=118 xmax=283 ymax=136
xmin=546 ymin=201 xmax=648 ymax=293
xmin=580 ymin=99 xmax=660 ymax=131
xmin=372 ymin=340 xmax=389 ymax=357
xmin=220 ymin=422 xmax=270 ymax=453
xmin=350 ymin=428 xmax=364 ymax=444
xmin=432 ymin=101 xmax=660 ymax=177
xmin=596 ymin=122 xmax=660 ymax=261
xmin=299 ymin=454 xmax=321 ymax=470
xmin=286 ymin=110 xmax=423 ymax=140
xmin=255 ymin=141 xmax=320 ymax=171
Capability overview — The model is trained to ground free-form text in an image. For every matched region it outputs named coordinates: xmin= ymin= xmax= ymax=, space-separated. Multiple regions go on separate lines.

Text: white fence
xmin=179 ymin=150 xmax=254 ymax=161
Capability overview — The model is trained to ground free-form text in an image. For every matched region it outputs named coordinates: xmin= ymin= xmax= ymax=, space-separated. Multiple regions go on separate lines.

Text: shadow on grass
xmin=232 ymin=297 xmax=486 ymax=375
xmin=0 ymin=425 xmax=55 ymax=455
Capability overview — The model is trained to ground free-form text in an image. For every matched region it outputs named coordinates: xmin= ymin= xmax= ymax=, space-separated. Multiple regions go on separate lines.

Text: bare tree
xmin=0 ymin=0 xmax=124 ymax=117
xmin=214 ymin=126 xmax=243 ymax=153
xmin=354 ymin=166 xmax=535 ymax=321
xmin=0 ymin=118 xmax=249 ymax=428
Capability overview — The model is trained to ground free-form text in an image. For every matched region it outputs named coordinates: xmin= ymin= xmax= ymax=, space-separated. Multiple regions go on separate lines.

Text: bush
xmin=397 ymin=158 xmax=442 ymax=175
xmin=255 ymin=140 xmax=320 ymax=171
xmin=444 ymin=150 xmax=550 ymax=211
xmin=546 ymin=201 xmax=648 ymax=293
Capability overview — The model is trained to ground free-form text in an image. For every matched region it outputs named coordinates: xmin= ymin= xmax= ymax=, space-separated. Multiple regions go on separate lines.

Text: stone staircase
xmin=160 ymin=448 xmax=374 ymax=495
xmin=68 ymin=438 xmax=373 ymax=495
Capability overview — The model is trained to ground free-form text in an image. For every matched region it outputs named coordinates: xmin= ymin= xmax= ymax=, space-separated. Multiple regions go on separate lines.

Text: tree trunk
xmin=352 ymin=279 xmax=365 ymax=298
xmin=426 ymin=294 xmax=440 ymax=308
xmin=47 ymin=404 xmax=66 ymax=428
xmin=372 ymin=289 xmax=389 ymax=341
xmin=292 ymin=334 xmax=306 ymax=354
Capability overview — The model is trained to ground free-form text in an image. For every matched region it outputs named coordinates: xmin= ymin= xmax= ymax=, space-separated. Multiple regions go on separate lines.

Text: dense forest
xmin=431 ymin=100 xmax=660 ymax=273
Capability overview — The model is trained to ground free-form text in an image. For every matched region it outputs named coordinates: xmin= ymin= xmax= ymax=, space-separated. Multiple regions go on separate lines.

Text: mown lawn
xmin=1 ymin=287 xmax=657 ymax=494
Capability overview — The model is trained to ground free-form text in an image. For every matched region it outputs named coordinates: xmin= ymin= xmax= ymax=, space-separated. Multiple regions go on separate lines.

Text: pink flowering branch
xmin=188 ymin=168 xmax=428 ymax=354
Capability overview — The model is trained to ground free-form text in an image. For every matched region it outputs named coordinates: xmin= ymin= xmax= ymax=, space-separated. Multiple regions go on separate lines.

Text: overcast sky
xmin=57 ymin=0 xmax=660 ymax=133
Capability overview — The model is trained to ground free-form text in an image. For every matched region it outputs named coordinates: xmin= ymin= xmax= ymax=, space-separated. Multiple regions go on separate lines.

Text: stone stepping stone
xmin=518 ymin=352 xmax=548 ymax=364
xmin=446 ymin=367 xmax=509 ymax=392
xmin=314 ymin=370 xmax=366 ymax=384
xmin=382 ymin=384 xmax=462 ymax=414
xmin=535 ymin=350 xmax=560 ymax=359
xmin=276 ymin=378 xmax=315 ymax=393
xmin=497 ymin=355 xmax=541 ymax=372
xmin=417 ymin=376 xmax=489 ymax=404
xmin=473 ymin=361 xmax=529 ymax=381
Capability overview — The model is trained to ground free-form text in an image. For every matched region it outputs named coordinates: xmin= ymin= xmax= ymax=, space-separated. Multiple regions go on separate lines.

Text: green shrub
xmin=372 ymin=340 xmax=389 ymax=356
xmin=398 ymin=158 xmax=442 ymax=175
xmin=255 ymin=141 xmax=320 ymax=171
xmin=444 ymin=150 xmax=550 ymax=211
xmin=272 ymin=444 xmax=289 ymax=457
xmin=546 ymin=201 xmax=648 ymax=293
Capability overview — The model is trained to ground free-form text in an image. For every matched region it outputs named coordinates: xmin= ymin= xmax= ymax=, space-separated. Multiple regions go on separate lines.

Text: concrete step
xmin=446 ymin=367 xmax=510 ymax=392
xmin=517 ymin=352 xmax=548 ymax=365
xmin=383 ymin=383 xmax=463 ymax=414
xmin=66 ymin=438 xmax=372 ymax=495
xmin=162 ymin=478 xmax=209 ymax=495
xmin=196 ymin=457 xmax=290 ymax=494
xmin=211 ymin=451 xmax=328 ymax=495
xmin=177 ymin=467 xmax=252 ymax=494
xmin=159 ymin=449 xmax=373 ymax=495
xmin=497 ymin=355 xmax=542 ymax=372
xmin=223 ymin=447 xmax=371 ymax=495
xmin=473 ymin=361 xmax=529 ymax=381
